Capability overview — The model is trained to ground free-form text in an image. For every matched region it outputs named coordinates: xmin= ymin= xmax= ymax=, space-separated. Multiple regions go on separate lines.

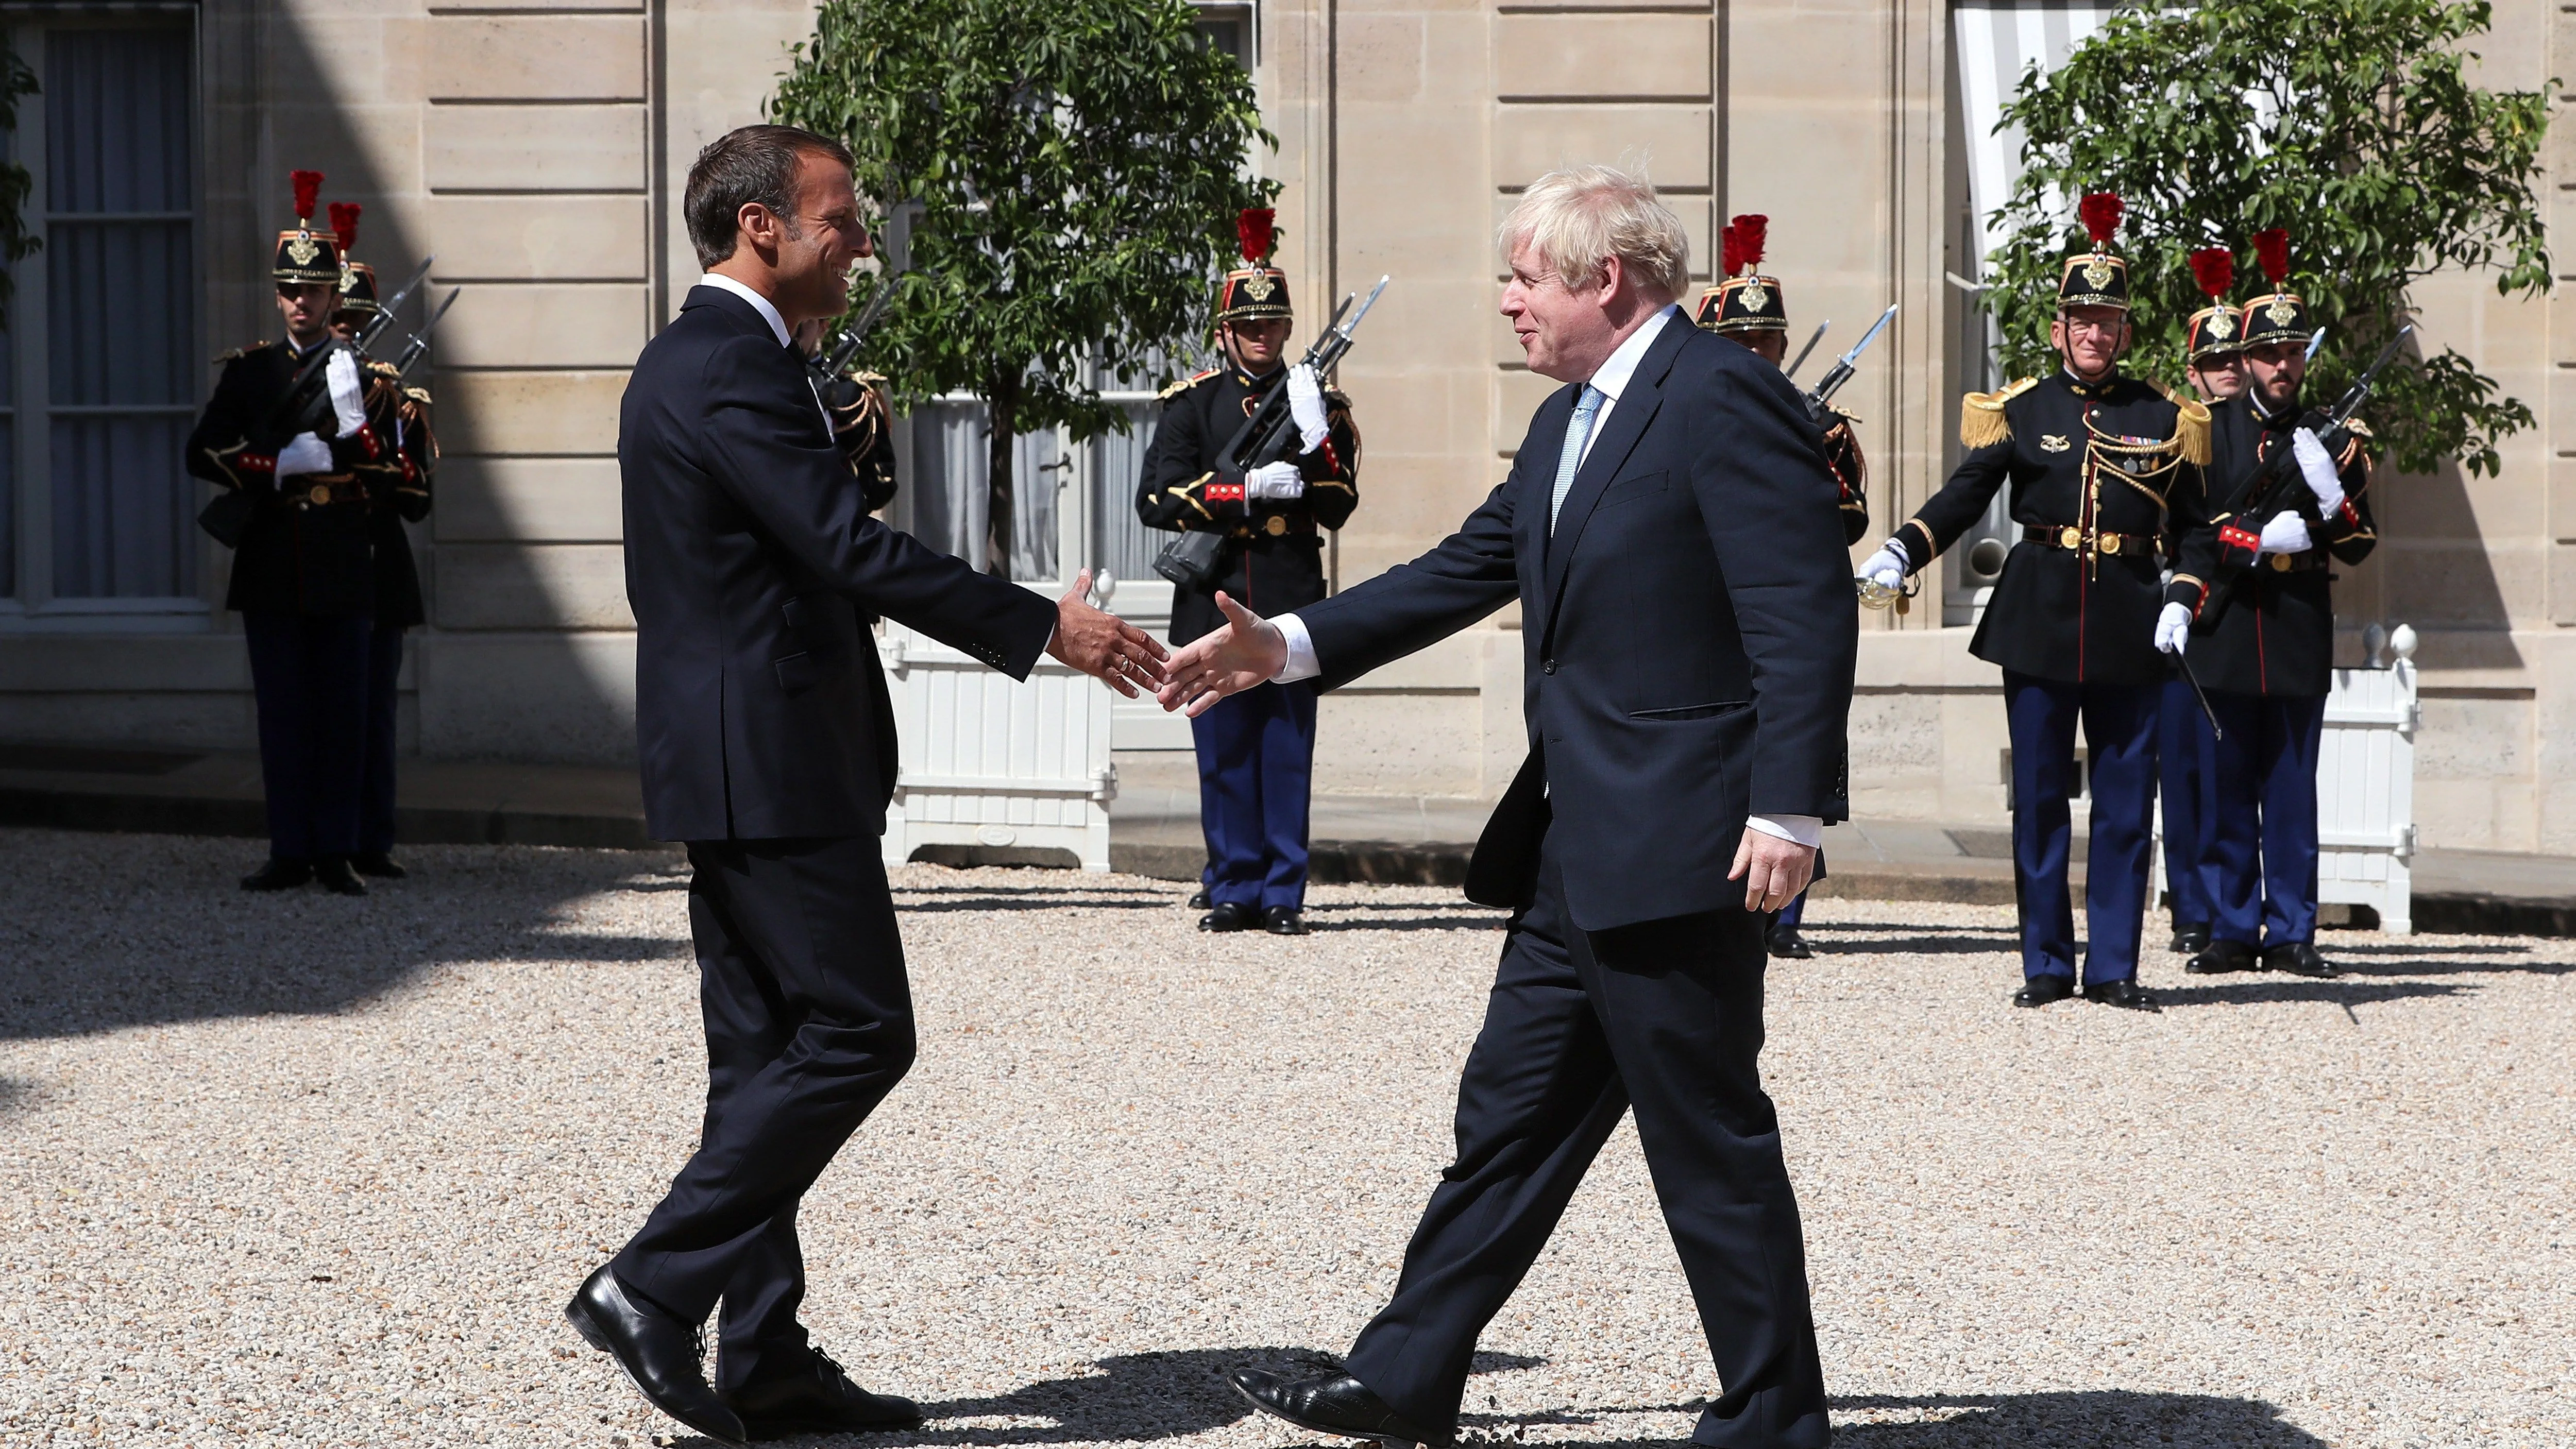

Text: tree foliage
xmin=771 ymin=0 xmax=1276 ymax=576
xmin=1987 ymin=0 xmax=2550 ymax=477
xmin=0 ymin=37 xmax=39 ymax=330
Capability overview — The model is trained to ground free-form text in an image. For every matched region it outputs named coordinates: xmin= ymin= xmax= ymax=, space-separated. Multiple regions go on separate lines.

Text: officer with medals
xmin=1857 ymin=193 xmax=2208 ymax=1010
xmin=1136 ymin=209 xmax=1360 ymax=935
xmin=2155 ymin=229 xmax=2374 ymax=980
xmin=326 ymin=202 xmax=438 ymax=881
xmin=186 ymin=172 xmax=410 ymax=896
xmin=2158 ymin=248 xmax=2249 ymax=954
xmin=1692 ymin=213 xmax=1867 ymax=959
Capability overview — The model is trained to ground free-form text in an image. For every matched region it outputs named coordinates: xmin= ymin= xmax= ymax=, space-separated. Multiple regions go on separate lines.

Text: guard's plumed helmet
xmin=1214 ymin=208 xmax=1292 ymax=325
xmin=2239 ymin=228 xmax=2311 ymax=348
xmin=2056 ymin=192 xmax=2130 ymax=312
xmin=331 ymin=202 xmax=380 ymax=320
xmin=1694 ymin=215 xmax=1788 ymax=334
xmin=272 ymin=170 xmax=343 ymax=286
xmin=2184 ymin=247 xmax=2241 ymax=361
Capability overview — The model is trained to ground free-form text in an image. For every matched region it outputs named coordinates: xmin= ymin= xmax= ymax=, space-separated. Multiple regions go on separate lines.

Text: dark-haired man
xmin=564 ymin=124 xmax=1167 ymax=1448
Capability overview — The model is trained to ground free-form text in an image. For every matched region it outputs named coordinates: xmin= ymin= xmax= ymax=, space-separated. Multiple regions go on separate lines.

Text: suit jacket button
xmin=1541 ymin=658 xmax=1557 ymax=674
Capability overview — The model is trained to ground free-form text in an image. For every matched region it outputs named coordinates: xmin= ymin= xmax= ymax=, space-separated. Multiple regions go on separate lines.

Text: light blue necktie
xmin=1549 ymin=384 xmax=1606 ymax=534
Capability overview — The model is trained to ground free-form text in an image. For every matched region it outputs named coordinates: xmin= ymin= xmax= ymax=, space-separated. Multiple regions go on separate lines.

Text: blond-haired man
xmin=1162 ymin=165 xmax=1851 ymax=1449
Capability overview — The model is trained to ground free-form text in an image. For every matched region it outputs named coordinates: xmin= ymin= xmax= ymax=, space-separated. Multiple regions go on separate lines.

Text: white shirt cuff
xmin=1273 ymin=611 xmax=1320 ymax=684
xmin=1747 ymin=814 xmax=1823 ymax=849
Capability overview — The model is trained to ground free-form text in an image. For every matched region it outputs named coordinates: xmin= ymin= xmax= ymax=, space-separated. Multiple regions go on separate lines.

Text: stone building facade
xmin=2 ymin=0 xmax=2570 ymax=855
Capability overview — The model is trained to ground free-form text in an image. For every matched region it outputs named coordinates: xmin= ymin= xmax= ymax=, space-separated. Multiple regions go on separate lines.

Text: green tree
xmin=771 ymin=0 xmax=1276 ymax=577
xmin=1985 ymin=0 xmax=2550 ymax=476
xmin=0 ymin=38 xmax=39 ymax=329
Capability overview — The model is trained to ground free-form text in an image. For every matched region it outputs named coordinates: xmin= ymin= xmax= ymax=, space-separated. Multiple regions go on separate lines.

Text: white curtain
xmin=1089 ymin=402 xmax=1164 ymax=585
xmin=1951 ymin=1 xmax=2119 ymax=280
xmin=907 ymin=401 xmax=1061 ymax=583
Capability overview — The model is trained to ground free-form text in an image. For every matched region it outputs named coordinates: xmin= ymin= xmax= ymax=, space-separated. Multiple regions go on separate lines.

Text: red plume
xmin=329 ymin=202 xmax=362 ymax=255
xmin=1236 ymin=208 xmax=1276 ymax=265
xmin=291 ymin=169 xmax=324 ymax=223
xmin=1720 ymin=224 xmax=1742 ymax=279
xmin=2077 ymin=192 xmax=2122 ymax=246
xmin=2251 ymin=228 xmax=2290 ymax=286
xmin=2188 ymin=246 xmax=2233 ymax=301
xmin=1731 ymin=214 xmax=1767 ymax=271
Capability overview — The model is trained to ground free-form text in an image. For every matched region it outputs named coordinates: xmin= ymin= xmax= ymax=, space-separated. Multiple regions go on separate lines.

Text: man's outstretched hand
xmin=1156 ymin=592 xmax=1288 ymax=717
xmin=1047 ymin=569 xmax=1169 ymax=698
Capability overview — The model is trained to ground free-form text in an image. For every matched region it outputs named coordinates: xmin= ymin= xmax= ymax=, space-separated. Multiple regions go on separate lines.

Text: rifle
xmin=1802 ymin=304 xmax=1896 ymax=423
xmin=816 ymin=272 xmax=909 ymax=382
xmin=387 ymin=288 xmax=462 ymax=383
xmin=1782 ymin=320 xmax=1829 ymax=382
xmin=257 ymin=256 xmax=435 ymax=443
xmin=2205 ymin=324 xmax=2411 ymax=588
xmin=1219 ymin=275 xmax=1389 ymax=471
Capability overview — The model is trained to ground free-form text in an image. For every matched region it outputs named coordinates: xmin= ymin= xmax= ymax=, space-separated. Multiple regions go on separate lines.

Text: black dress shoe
xmin=240 ymin=858 xmax=313 ymax=892
xmin=1263 ymin=906 xmax=1309 ymax=935
xmin=1199 ymin=900 xmax=1257 ymax=932
xmin=2082 ymin=978 xmax=2162 ymax=1012
xmin=564 ymin=1266 xmax=746 ymax=1447
xmin=2170 ymin=921 xmax=2212 ymax=953
xmin=1229 ymin=1368 xmax=1445 ymax=1447
xmin=2012 ymin=974 xmax=2076 ymax=1008
xmin=312 ymin=857 xmax=369 ymax=896
xmin=1765 ymin=922 xmax=1813 ymax=959
xmin=350 ymin=851 xmax=408 ymax=879
xmin=2185 ymin=939 xmax=2258 ymax=975
xmin=721 ymin=1343 xmax=922 ymax=1440
xmin=2263 ymin=940 xmax=2340 ymax=979
xmin=1187 ymin=888 xmax=1211 ymax=910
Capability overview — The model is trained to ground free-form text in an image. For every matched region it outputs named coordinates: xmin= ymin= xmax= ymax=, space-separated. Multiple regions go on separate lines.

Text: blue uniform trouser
xmin=2157 ymin=676 xmax=2215 ymax=927
xmin=243 ymin=610 xmax=371 ymax=862
xmin=2202 ymin=690 xmax=2326 ymax=949
xmin=1773 ymin=891 xmax=1807 ymax=928
xmin=2003 ymin=671 xmax=2159 ymax=985
xmin=1191 ymin=679 xmax=1318 ymax=911
xmin=360 ymin=622 xmax=405 ymax=856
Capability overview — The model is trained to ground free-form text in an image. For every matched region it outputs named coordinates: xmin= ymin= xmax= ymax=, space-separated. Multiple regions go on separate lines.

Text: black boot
xmin=1262 ymin=905 xmax=1309 ymax=935
xmin=565 ymin=1266 xmax=745 ymax=1446
xmin=2170 ymin=920 xmax=2212 ymax=953
xmin=312 ymin=857 xmax=368 ymax=896
xmin=2082 ymin=978 xmax=2163 ymax=1012
xmin=1199 ymin=900 xmax=1257 ymax=932
xmin=721 ymin=1342 xmax=923 ymax=1440
xmin=350 ymin=850 xmax=408 ymax=879
xmin=2011 ymin=974 xmax=2076 ymax=1008
xmin=2262 ymin=940 xmax=2340 ymax=979
xmin=240 ymin=857 xmax=313 ymax=892
xmin=1765 ymin=920 xmax=1813 ymax=959
xmin=2185 ymin=939 xmax=2258 ymax=975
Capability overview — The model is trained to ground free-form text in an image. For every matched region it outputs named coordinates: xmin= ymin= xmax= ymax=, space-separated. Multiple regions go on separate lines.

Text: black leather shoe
xmin=1229 ymin=1368 xmax=1445 ymax=1447
xmin=1199 ymin=901 xmax=1258 ymax=932
xmin=1187 ymin=888 xmax=1212 ymax=910
xmin=312 ymin=857 xmax=368 ymax=896
xmin=2083 ymin=978 xmax=2162 ymax=1012
xmin=2263 ymin=940 xmax=2340 ymax=979
xmin=351 ymin=851 xmax=408 ymax=879
xmin=2185 ymin=939 xmax=2258 ymax=975
xmin=2170 ymin=921 xmax=2212 ymax=953
xmin=1765 ymin=922 xmax=1813 ymax=959
xmin=240 ymin=858 xmax=312 ymax=892
xmin=1264 ymin=906 xmax=1309 ymax=936
xmin=564 ymin=1266 xmax=746 ymax=1447
xmin=721 ymin=1342 xmax=922 ymax=1440
xmin=2012 ymin=974 xmax=2076 ymax=1008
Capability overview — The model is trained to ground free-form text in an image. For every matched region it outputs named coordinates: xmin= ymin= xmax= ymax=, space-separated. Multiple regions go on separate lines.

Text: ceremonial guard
xmin=186 ymin=172 xmax=410 ymax=896
xmin=1136 ymin=210 xmax=1360 ymax=934
xmin=328 ymin=203 xmax=437 ymax=880
xmin=2159 ymin=248 xmax=2250 ymax=952
xmin=795 ymin=317 xmax=902 ymax=517
xmin=1694 ymin=213 xmax=1867 ymax=959
xmin=1858 ymin=194 xmax=2207 ymax=1010
xmin=2156 ymin=230 xmax=2374 ymax=980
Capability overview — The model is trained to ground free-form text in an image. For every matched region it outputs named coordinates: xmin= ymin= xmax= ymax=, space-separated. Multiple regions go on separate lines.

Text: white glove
xmin=1858 ymin=542 xmax=1908 ymax=589
xmin=1286 ymin=364 xmax=1329 ymax=451
xmin=2290 ymin=427 xmax=2345 ymax=515
xmin=1245 ymin=461 xmax=1307 ymax=501
xmin=2257 ymin=510 xmax=2313 ymax=555
xmin=274 ymin=431 xmax=333 ymax=477
xmin=2154 ymin=601 xmax=2192 ymax=656
xmin=325 ymin=349 xmax=368 ymax=438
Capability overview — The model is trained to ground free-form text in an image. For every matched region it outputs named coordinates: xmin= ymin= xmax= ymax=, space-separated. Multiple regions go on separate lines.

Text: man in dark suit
xmin=1160 ymin=165 xmax=1854 ymax=1449
xmin=564 ymin=125 xmax=1166 ymax=1448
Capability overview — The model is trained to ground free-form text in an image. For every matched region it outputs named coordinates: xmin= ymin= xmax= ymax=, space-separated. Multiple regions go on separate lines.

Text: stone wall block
xmin=437 ymin=283 xmax=651 ymax=367
xmin=439 ymin=370 xmax=628 ymax=455
xmin=435 ymin=542 xmax=635 ymax=630
xmin=438 ymin=457 xmax=626 ymax=543
xmin=426 ymin=104 xmax=645 ymax=191
xmin=426 ymin=16 xmax=645 ymax=100
xmin=428 ymin=196 xmax=650 ymax=279
xmin=1493 ymin=14 xmax=1710 ymax=100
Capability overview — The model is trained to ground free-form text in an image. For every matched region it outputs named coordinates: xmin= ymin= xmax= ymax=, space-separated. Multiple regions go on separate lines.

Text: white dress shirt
xmin=698 ymin=271 xmax=791 ymax=346
xmin=1266 ymin=302 xmax=1819 ymax=849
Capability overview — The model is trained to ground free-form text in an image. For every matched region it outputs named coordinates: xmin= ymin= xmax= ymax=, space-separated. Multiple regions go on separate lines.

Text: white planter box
xmin=877 ymin=618 xmax=1116 ymax=872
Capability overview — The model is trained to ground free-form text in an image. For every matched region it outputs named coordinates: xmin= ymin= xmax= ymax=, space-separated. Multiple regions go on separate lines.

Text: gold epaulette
xmin=365 ymin=359 xmax=400 ymax=378
xmin=2345 ymin=416 xmax=2374 ymax=438
xmin=1958 ymin=377 xmax=2036 ymax=450
xmin=1158 ymin=368 xmax=1219 ymax=400
xmin=212 ymin=340 xmax=272 ymax=365
xmin=2153 ymin=381 xmax=2213 ymax=466
xmin=402 ymin=385 xmax=433 ymax=406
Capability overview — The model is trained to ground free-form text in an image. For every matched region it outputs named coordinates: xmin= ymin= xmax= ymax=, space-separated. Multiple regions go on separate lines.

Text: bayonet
xmin=1804 ymin=304 xmax=1897 ymax=417
xmin=821 ymin=272 xmax=910 ymax=379
xmin=1782 ymin=320 xmax=1829 ymax=382
xmin=390 ymin=288 xmax=462 ymax=381
xmin=2303 ymin=326 xmax=2326 ymax=363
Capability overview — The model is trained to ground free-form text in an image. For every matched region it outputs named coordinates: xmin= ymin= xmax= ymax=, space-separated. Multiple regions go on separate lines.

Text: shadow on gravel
xmin=1820 ymin=1389 xmax=2326 ymax=1446
xmin=895 ymin=1348 xmax=1543 ymax=1445
xmin=2151 ymin=979 xmax=2469 ymax=1009
xmin=0 ymin=1078 xmax=34 ymax=1118
xmin=1313 ymin=915 xmax=1510 ymax=933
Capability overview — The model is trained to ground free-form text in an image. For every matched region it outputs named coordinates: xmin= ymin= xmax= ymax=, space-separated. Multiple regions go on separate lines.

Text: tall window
xmin=2 ymin=21 xmax=198 ymax=620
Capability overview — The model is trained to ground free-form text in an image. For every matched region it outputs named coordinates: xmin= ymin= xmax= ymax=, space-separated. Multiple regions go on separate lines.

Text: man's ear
xmin=1595 ymin=253 xmax=1626 ymax=305
xmin=735 ymin=201 xmax=777 ymax=253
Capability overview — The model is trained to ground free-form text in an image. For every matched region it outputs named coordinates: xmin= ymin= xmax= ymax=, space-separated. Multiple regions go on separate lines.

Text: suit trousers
xmin=1190 ymin=679 xmax=1318 ymax=910
xmin=2156 ymin=676 xmax=2214 ymax=927
xmin=242 ymin=610 xmax=371 ymax=862
xmin=360 ymin=622 xmax=405 ymax=856
xmin=2201 ymin=691 xmax=2326 ymax=948
xmin=2001 ymin=671 xmax=2158 ymax=985
xmin=611 ymin=836 xmax=916 ymax=1390
xmin=1342 ymin=832 xmax=1829 ymax=1449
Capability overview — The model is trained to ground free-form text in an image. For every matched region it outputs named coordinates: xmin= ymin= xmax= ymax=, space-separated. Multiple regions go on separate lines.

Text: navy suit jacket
xmin=621 ymin=285 xmax=1056 ymax=842
xmin=1299 ymin=316 xmax=1857 ymax=930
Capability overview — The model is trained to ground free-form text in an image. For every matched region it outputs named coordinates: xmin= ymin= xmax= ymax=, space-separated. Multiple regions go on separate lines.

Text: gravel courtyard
xmin=1 ymin=828 xmax=2567 ymax=1448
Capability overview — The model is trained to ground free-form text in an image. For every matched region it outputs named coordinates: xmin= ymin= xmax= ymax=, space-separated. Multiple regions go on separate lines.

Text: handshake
xmin=1042 ymin=576 xmax=1293 ymax=719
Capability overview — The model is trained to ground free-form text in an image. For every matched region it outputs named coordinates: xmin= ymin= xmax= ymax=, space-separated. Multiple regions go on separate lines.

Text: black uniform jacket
xmin=1135 ymin=362 xmax=1359 ymax=645
xmin=186 ymin=336 xmax=411 ymax=617
xmin=367 ymin=362 xmax=437 ymax=628
xmin=1894 ymin=369 xmax=2207 ymax=687
xmin=1296 ymin=317 xmax=1856 ymax=932
xmin=1821 ymin=410 xmax=1869 ymax=545
xmin=2167 ymin=392 xmax=2375 ymax=697
xmin=621 ymin=285 xmax=1057 ymax=843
